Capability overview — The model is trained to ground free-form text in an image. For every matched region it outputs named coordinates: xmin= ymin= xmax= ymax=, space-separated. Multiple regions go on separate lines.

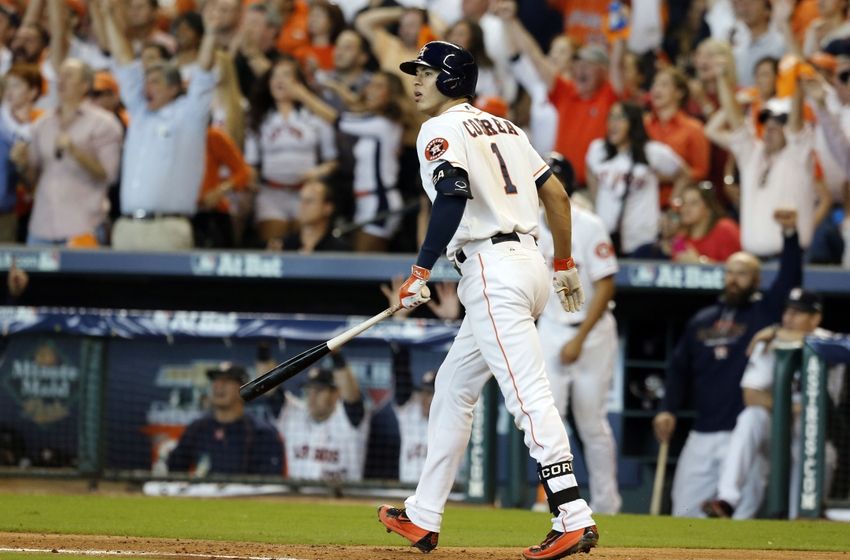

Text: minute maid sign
xmin=1 ymin=338 xmax=81 ymax=426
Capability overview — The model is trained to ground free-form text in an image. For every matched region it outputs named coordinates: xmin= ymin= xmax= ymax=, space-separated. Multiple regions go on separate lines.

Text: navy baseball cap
xmin=206 ymin=362 xmax=249 ymax=384
xmin=304 ymin=367 xmax=336 ymax=389
xmin=785 ymin=288 xmax=823 ymax=314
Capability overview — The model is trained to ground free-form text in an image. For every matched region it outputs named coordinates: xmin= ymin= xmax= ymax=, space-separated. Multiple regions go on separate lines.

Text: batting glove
xmin=399 ymin=265 xmax=432 ymax=309
xmin=553 ymin=257 xmax=584 ymax=313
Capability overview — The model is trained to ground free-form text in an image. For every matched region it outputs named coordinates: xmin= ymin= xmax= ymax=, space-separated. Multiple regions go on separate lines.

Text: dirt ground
xmin=1 ymin=532 xmax=849 ymax=560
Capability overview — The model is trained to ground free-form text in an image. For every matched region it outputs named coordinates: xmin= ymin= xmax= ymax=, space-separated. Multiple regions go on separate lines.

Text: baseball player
xmin=536 ymin=154 xmax=622 ymax=514
xmin=704 ymin=289 xmax=842 ymax=519
xmin=376 ymin=41 xmax=598 ymax=560
xmin=276 ymin=356 xmax=369 ymax=482
xmin=391 ymin=343 xmax=435 ymax=484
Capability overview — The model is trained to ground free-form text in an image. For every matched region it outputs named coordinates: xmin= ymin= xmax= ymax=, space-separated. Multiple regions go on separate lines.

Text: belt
xmin=262 ymin=178 xmax=303 ymax=190
xmin=123 ymin=211 xmax=189 ymax=221
xmin=456 ymin=231 xmax=520 ymax=264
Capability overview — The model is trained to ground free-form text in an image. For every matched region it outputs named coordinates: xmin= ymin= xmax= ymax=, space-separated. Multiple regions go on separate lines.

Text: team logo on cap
xmin=425 ymin=138 xmax=449 ymax=161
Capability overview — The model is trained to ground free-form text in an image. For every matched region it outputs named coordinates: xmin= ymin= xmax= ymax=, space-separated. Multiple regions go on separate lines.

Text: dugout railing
xmin=0 ymin=307 xmax=476 ymax=499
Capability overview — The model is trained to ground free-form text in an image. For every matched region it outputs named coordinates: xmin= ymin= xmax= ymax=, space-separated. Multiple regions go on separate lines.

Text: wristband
xmin=331 ymin=352 xmax=347 ymax=369
xmin=554 ymin=257 xmax=575 ymax=271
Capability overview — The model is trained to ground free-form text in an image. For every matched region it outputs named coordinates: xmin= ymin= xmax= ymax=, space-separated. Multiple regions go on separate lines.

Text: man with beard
xmin=652 ymin=209 xmax=803 ymax=517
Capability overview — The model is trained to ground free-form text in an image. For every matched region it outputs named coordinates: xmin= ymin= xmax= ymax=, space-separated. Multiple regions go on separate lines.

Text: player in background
xmin=389 ymin=343 xmax=435 ymax=484
xmin=535 ymin=153 xmax=622 ymax=515
xmin=275 ymin=353 xmax=369 ymax=482
xmin=377 ymin=41 xmax=598 ymax=560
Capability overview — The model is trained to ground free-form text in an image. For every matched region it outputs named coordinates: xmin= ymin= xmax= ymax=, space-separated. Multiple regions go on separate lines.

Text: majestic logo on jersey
xmin=595 ymin=242 xmax=615 ymax=259
xmin=425 ymin=138 xmax=449 ymax=161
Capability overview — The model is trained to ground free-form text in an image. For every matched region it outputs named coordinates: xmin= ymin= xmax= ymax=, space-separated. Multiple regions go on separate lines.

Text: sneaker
xmin=377 ymin=505 xmax=439 ymax=553
xmin=702 ymin=499 xmax=733 ymax=518
xmin=523 ymin=525 xmax=598 ymax=560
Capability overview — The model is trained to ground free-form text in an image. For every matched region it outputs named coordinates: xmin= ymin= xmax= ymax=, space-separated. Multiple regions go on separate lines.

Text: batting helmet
xmin=400 ymin=41 xmax=478 ymax=99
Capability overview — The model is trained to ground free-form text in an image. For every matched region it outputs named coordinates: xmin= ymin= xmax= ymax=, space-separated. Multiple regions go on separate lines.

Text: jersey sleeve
xmin=740 ymin=343 xmax=775 ymax=391
xmin=416 ymin=117 xmax=469 ymax=183
xmin=579 ymin=211 xmax=619 ymax=282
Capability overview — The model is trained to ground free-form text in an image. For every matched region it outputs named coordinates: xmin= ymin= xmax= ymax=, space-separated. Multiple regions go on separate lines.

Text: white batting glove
xmin=398 ymin=265 xmax=432 ymax=309
xmin=553 ymin=258 xmax=584 ymax=313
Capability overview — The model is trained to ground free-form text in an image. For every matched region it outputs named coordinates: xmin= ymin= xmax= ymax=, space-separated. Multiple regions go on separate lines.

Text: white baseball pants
xmin=538 ymin=313 xmax=622 ymax=514
xmin=404 ymin=240 xmax=595 ymax=533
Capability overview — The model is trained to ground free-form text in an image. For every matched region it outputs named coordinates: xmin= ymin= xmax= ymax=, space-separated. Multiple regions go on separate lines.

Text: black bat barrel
xmin=239 ymin=343 xmax=330 ymax=401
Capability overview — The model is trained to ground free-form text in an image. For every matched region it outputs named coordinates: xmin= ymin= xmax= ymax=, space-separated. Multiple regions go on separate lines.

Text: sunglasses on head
xmin=757 ymin=110 xmax=788 ymax=125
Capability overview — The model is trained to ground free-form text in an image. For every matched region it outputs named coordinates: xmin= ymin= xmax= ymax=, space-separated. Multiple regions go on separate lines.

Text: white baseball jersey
xmin=586 ymin=139 xmax=683 ymax=254
xmin=276 ymin=393 xmax=369 ymax=482
xmin=244 ymin=109 xmax=337 ymax=186
xmin=416 ymin=103 xmax=549 ymax=261
xmin=393 ymin=395 xmax=429 ymax=484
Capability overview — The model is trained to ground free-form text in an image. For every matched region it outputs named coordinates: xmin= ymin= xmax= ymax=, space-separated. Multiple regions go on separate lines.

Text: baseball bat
xmin=239 ymin=302 xmax=404 ymax=402
xmin=649 ymin=441 xmax=669 ymax=516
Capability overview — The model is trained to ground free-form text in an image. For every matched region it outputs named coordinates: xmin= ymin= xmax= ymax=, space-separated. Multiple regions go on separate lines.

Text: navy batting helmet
xmin=400 ymin=41 xmax=478 ymax=99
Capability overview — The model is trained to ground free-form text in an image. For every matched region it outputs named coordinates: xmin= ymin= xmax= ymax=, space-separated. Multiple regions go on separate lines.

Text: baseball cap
xmin=785 ymin=288 xmax=823 ymax=314
xmin=575 ymin=44 xmax=609 ymax=66
xmin=757 ymin=97 xmax=791 ymax=124
xmin=420 ymin=370 xmax=436 ymax=393
xmin=304 ymin=367 xmax=336 ymax=389
xmin=824 ymin=38 xmax=850 ymax=58
xmin=206 ymin=362 xmax=249 ymax=384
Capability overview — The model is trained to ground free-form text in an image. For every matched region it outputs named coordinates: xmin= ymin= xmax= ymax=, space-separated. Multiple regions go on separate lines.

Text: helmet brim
xmin=399 ymin=59 xmax=436 ymax=76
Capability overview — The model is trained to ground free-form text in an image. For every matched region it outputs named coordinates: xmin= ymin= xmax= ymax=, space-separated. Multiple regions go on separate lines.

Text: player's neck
xmin=431 ymin=98 xmax=467 ymax=117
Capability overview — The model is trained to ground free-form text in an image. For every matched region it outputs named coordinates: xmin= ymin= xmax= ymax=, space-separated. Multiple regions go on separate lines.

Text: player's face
xmin=781 ymin=307 xmax=821 ymax=332
xmin=412 ymin=65 xmax=450 ymax=116
xmin=305 ymin=385 xmax=338 ymax=422
xmin=210 ymin=377 xmax=242 ymax=410
xmin=723 ymin=254 xmax=759 ymax=305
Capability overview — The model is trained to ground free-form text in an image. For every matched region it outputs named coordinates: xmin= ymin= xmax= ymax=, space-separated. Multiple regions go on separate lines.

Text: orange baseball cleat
xmin=377 ymin=505 xmax=439 ymax=553
xmin=523 ymin=525 xmax=599 ymax=560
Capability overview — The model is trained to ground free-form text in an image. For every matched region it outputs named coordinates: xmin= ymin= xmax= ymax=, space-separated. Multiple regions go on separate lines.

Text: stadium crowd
xmin=0 ymin=0 xmax=847 ymax=264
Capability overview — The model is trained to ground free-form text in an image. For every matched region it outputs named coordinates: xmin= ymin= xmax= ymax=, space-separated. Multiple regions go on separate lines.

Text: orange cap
xmin=93 ymin=71 xmax=119 ymax=95
xmin=66 ymin=0 xmax=86 ymax=18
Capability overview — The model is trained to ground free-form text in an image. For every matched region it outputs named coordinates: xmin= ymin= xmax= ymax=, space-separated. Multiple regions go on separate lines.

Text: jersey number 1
xmin=490 ymin=143 xmax=517 ymax=194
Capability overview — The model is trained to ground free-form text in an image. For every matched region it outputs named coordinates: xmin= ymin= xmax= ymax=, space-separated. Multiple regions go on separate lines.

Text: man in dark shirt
xmin=653 ymin=209 xmax=803 ymax=517
xmin=167 ymin=362 xmax=283 ymax=476
xmin=282 ymin=179 xmax=352 ymax=252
